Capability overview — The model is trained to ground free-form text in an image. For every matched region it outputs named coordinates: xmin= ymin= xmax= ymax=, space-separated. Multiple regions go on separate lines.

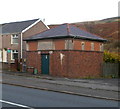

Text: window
xmin=100 ymin=44 xmax=104 ymax=51
xmin=38 ymin=41 xmax=54 ymax=50
xmin=65 ymin=40 xmax=73 ymax=50
xmin=91 ymin=43 xmax=94 ymax=51
xmin=81 ymin=42 xmax=85 ymax=50
xmin=11 ymin=50 xmax=18 ymax=60
xmin=11 ymin=34 xmax=18 ymax=44
xmin=26 ymin=43 xmax=29 ymax=51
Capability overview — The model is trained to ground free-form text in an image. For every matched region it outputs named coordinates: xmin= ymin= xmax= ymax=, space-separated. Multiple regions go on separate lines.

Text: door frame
xmin=41 ymin=53 xmax=50 ymax=75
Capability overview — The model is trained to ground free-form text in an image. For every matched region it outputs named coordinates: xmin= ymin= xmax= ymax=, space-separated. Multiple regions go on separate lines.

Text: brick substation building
xmin=24 ymin=23 xmax=106 ymax=78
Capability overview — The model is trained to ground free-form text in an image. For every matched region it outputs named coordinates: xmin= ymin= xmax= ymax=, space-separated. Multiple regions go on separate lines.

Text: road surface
xmin=1 ymin=84 xmax=119 ymax=108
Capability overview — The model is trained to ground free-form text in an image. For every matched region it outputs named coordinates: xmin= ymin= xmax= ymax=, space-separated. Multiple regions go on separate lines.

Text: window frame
xmin=100 ymin=44 xmax=104 ymax=51
xmin=11 ymin=50 xmax=18 ymax=60
xmin=11 ymin=34 xmax=19 ymax=44
xmin=65 ymin=39 xmax=73 ymax=50
xmin=37 ymin=41 xmax=54 ymax=50
xmin=91 ymin=43 xmax=94 ymax=51
xmin=81 ymin=42 xmax=85 ymax=50
xmin=26 ymin=43 xmax=29 ymax=51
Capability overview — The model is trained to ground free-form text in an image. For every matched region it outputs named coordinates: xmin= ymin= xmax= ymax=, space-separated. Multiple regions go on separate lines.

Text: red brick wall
xmin=95 ymin=42 xmax=102 ymax=51
xmin=85 ymin=41 xmax=91 ymax=51
xmin=73 ymin=39 xmax=102 ymax=51
xmin=74 ymin=40 xmax=81 ymax=50
xmin=27 ymin=39 xmax=103 ymax=52
xmin=26 ymin=52 xmax=41 ymax=73
xmin=26 ymin=50 xmax=103 ymax=78
xmin=2 ymin=63 xmax=17 ymax=71
xmin=50 ymin=51 xmax=103 ymax=78
xmin=28 ymin=41 xmax=38 ymax=51
xmin=54 ymin=39 xmax=65 ymax=50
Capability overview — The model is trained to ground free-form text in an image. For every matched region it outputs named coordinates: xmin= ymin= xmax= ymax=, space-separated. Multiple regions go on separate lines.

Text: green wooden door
xmin=41 ymin=54 xmax=49 ymax=75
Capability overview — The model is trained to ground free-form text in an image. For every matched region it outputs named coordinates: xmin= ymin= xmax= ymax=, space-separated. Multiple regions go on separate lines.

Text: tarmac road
xmin=1 ymin=84 xmax=119 ymax=108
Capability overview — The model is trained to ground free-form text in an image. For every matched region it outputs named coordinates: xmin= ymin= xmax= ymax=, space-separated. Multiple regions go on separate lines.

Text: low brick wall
xmin=26 ymin=52 xmax=41 ymax=73
xmin=2 ymin=62 xmax=17 ymax=71
xmin=26 ymin=50 xmax=103 ymax=78
xmin=2 ymin=63 xmax=9 ymax=70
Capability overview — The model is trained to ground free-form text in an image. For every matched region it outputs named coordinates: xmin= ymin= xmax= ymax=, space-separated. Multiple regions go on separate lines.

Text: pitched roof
xmin=24 ymin=23 xmax=107 ymax=42
xmin=2 ymin=19 xmax=39 ymax=34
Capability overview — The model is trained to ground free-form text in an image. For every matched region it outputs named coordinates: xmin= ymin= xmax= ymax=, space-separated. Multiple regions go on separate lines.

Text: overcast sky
xmin=0 ymin=0 xmax=119 ymax=25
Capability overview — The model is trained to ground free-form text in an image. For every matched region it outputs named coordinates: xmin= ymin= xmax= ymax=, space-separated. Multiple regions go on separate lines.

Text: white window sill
xmin=11 ymin=43 xmax=18 ymax=45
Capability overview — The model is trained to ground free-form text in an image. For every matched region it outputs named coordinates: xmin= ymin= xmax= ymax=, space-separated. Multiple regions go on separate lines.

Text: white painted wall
xmin=3 ymin=49 xmax=7 ymax=62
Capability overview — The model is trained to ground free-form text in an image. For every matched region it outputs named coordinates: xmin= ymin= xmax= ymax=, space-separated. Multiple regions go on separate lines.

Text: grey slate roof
xmin=24 ymin=23 xmax=107 ymax=42
xmin=2 ymin=19 xmax=39 ymax=34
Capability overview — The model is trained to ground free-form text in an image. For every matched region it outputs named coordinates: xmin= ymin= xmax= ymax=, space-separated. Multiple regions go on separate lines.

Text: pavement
xmin=0 ymin=70 xmax=120 ymax=101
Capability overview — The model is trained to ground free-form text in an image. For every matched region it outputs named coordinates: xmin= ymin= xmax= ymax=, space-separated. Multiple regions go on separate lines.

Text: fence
xmin=102 ymin=63 xmax=119 ymax=78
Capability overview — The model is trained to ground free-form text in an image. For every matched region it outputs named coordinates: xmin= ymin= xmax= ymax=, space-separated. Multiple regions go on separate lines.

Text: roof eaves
xmin=75 ymin=35 xmax=107 ymax=42
xmin=24 ymin=36 xmax=107 ymax=42
xmin=24 ymin=35 xmax=74 ymax=41
xmin=2 ymin=32 xmax=21 ymax=35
